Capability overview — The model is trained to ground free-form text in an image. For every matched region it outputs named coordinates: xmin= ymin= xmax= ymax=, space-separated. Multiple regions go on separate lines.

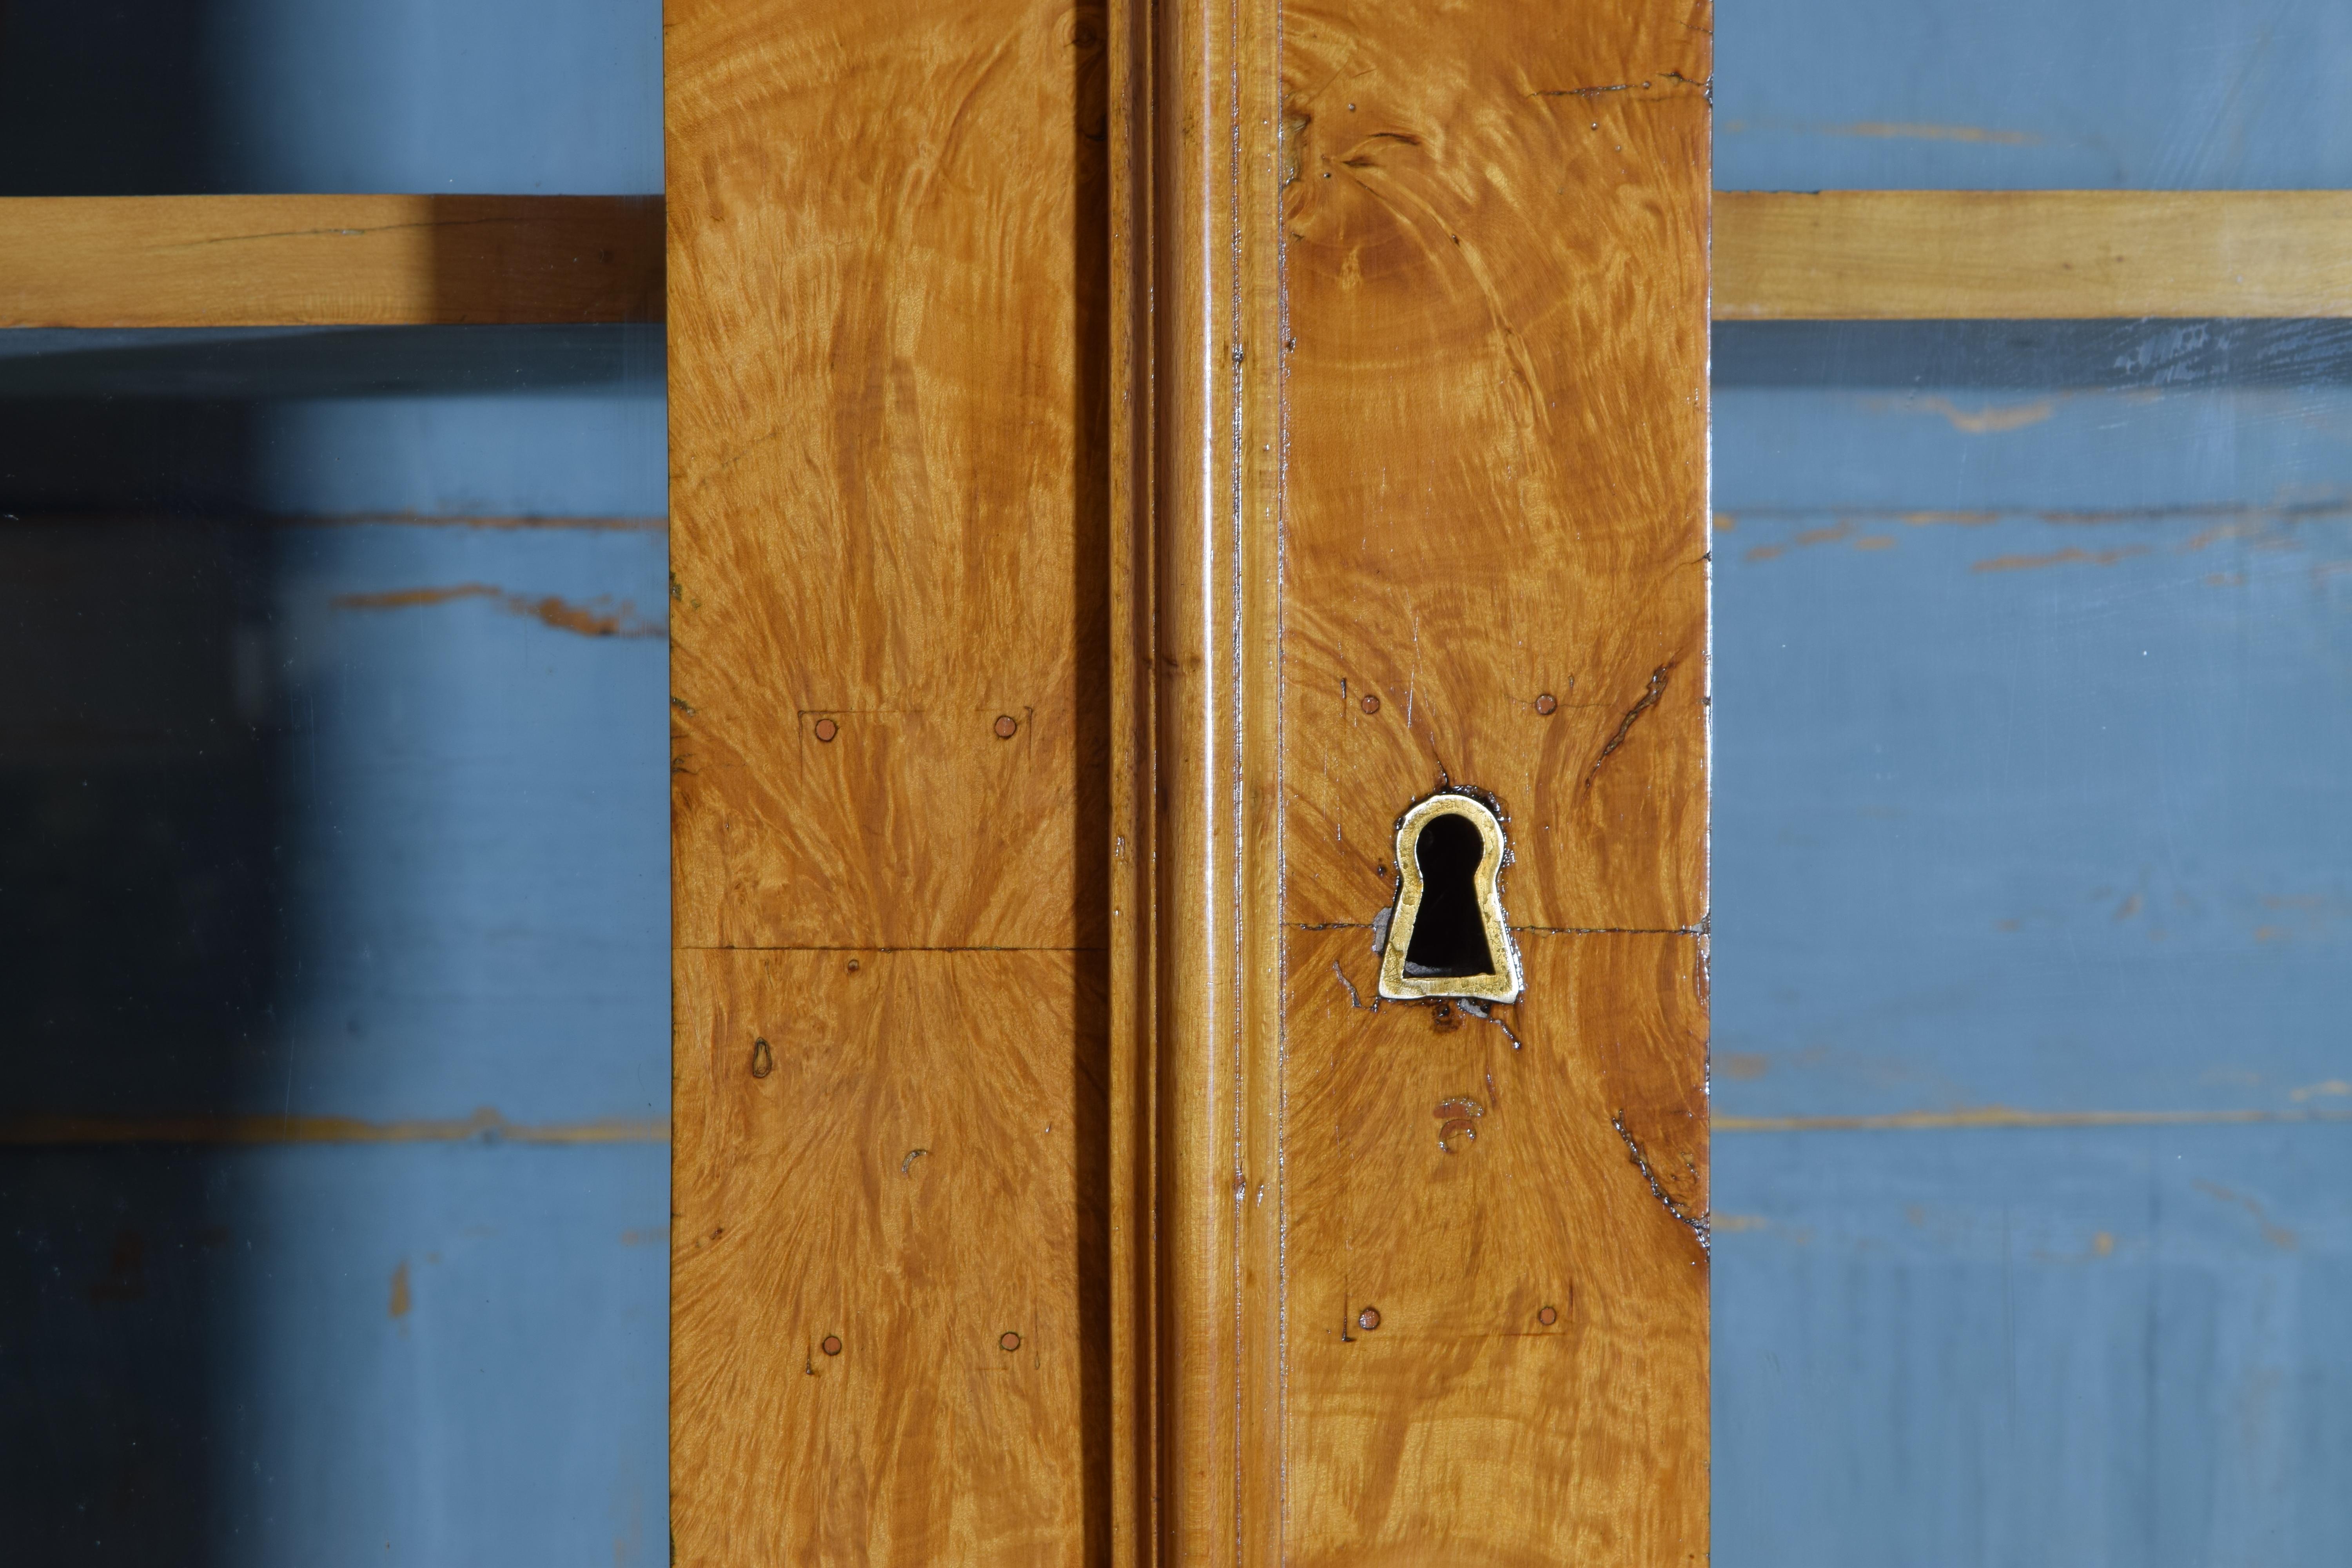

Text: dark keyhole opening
xmin=1402 ymin=811 xmax=1497 ymax=979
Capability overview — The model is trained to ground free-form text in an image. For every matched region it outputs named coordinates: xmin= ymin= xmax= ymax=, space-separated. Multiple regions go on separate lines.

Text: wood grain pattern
xmin=1287 ymin=929 xmax=1709 ymax=1566
xmin=666 ymin=0 xmax=1109 ymax=953
xmin=1270 ymin=5 xmax=1709 ymax=1559
xmin=673 ymin=950 xmax=1107 ymax=1564
xmin=14 ymin=191 xmax=2343 ymax=332
xmin=1281 ymin=16 xmax=1710 ymax=939
xmin=1131 ymin=0 xmax=1710 ymax=1557
xmin=667 ymin=0 xmax=1111 ymax=1558
xmin=0 ymin=194 xmax=661 ymax=327
xmin=1715 ymin=189 xmax=2352 ymax=320
xmin=675 ymin=0 xmax=1704 ymax=1550
xmin=1122 ymin=0 xmax=1714 ymax=1556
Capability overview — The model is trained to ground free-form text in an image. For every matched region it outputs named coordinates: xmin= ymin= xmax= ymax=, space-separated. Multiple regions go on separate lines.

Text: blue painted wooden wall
xmin=1715 ymin=2 xmax=2352 ymax=1562
xmin=1 ymin=2 xmax=2345 ymax=1563
xmin=0 ymin=6 xmax=670 ymax=1564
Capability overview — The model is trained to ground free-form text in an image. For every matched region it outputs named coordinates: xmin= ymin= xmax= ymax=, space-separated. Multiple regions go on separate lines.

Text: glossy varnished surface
xmin=672 ymin=951 xmax=1105 ymax=1564
xmin=667 ymin=0 xmax=1109 ymax=1557
xmin=666 ymin=0 xmax=1108 ymax=953
xmin=1271 ymin=0 xmax=1711 ymax=1557
xmin=1280 ymin=7 xmax=1710 ymax=936
xmin=0 ymin=195 xmax=662 ymax=327
xmin=1291 ymin=930 xmax=1708 ymax=1564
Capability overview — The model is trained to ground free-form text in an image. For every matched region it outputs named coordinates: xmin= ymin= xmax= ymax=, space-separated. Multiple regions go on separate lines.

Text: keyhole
xmin=1376 ymin=789 xmax=1523 ymax=1004
xmin=1403 ymin=812 xmax=1495 ymax=978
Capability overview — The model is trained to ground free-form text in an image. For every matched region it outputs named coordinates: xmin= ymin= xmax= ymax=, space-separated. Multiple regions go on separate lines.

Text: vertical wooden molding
xmin=1106 ymin=0 xmax=1159 ymax=1559
xmin=1140 ymin=0 xmax=1292 ymax=1561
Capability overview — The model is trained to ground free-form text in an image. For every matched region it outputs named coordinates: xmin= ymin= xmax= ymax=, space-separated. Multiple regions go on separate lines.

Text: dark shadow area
xmin=1067 ymin=4 xmax=1113 ymax=1560
xmin=0 ymin=321 xmax=654 ymax=1557
xmin=0 ymin=22 xmax=267 ymax=1549
xmin=0 ymin=449 xmax=268 ymax=1563
xmin=1713 ymin=318 xmax=2352 ymax=390
xmin=0 ymin=403 xmax=256 ymax=513
xmin=0 ymin=326 xmax=669 ymax=400
xmin=0 ymin=515 xmax=279 ymax=1113
xmin=0 ymin=1147 xmax=250 ymax=1561
xmin=0 ymin=1 xmax=212 ymax=194
xmin=1402 ymin=812 xmax=1497 ymax=980
xmin=2 ymin=3 xmax=674 ymax=1554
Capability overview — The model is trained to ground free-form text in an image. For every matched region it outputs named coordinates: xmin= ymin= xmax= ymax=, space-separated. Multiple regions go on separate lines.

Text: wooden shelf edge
xmin=1715 ymin=189 xmax=2352 ymax=321
xmin=4 ymin=190 xmax=2346 ymax=328
xmin=0 ymin=193 xmax=663 ymax=328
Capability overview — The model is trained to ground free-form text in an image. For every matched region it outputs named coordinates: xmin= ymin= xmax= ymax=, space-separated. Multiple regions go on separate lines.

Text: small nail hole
xmin=846 ymin=958 xmax=860 ymax=973
xmin=999 ymin=1330 xmax=1022 ymax=1352
xmin=1534 ymin=693 xmax=1557 ymax=715
xmin=993 ymin=714 xmax=1018 ymax=739
xmin=1359 ymin=694 xmax=1381 ymax=715
xmin=1536 ymin=1305 xmax=1558 ymax=1327
xmin=812 ymin=717 xmax=838 ymax=742
xmin=821 ymin=1334 xmax=842 ymax=1356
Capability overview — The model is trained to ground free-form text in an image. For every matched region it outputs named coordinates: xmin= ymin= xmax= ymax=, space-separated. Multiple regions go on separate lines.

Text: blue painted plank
xmin=1719 ymin=0 xmax=2352 ymax=191
xmin=0 ymin=0 xmax=674 ymax=1558
xmin=218 ymin=1144 xmax=668 ymax=1566
xmin=263 ymin=518 xmax=670 ymax=1123
xmin=1711 ymin=0 xmax=2352 ymax=1522
xmin=0 ymin=1145 xmax=668 ymax=1567
xmin=1716 ymin=381 xmax=2352 ymax=515
xmin=1715 ymin=1124 xmax=2352 ymax=1566
xmin=207 ymin=0 xmax=662 ymax=193
xmin=0 ymin=0 xmax=659 ymax=198
xmin=1 ymin=495 xmax=669 ymax=1554
xmin=1711 ymin=493 xmax=2352 ymax=1118
xmin=256 ymin=394 xmax=667 ymax=519
xmin=1712 ymin=326 xmax=2352 ymax=1561
xmin=0 ymin=326 xmax=668 ymax=402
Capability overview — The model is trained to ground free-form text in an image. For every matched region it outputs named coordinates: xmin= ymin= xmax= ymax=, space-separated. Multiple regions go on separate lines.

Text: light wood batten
xmin=0 ymin=194 xmax=662 ymax=327
xmin=7 ymin=190 xmax=2348 ymax=328
xmin=1715 ymin=189 xmax=2352 ymax=320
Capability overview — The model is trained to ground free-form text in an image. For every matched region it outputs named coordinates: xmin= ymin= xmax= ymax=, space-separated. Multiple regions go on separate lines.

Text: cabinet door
xmin=668 ymin=0 xmax=1708 ymax=1560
